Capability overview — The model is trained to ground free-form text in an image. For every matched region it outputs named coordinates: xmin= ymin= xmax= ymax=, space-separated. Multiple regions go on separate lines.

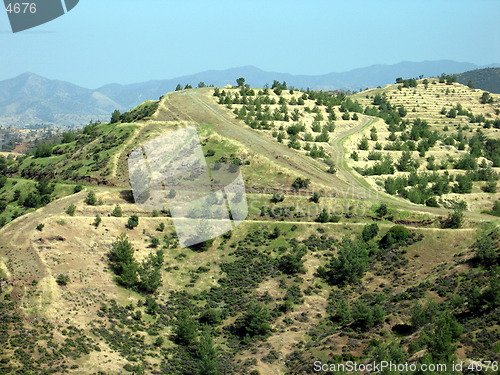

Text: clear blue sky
xmin=1 ymin=0 xmax=499 ymax=88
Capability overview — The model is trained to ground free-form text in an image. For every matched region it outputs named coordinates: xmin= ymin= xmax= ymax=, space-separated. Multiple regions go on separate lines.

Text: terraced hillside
xmin=0 ymin=82 xmax=499 ymax=374
xmin=209 ymin=81 xmax=500 ymax=215
xmin=349 ymin=78 xmax=500 ymax=213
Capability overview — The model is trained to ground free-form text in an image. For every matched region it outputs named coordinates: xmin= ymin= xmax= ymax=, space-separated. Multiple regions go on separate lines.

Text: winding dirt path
xmin=0 ymin=192 xmax=85 ymax=296
xmin=161 ymin=89 xmax=497 ymax=222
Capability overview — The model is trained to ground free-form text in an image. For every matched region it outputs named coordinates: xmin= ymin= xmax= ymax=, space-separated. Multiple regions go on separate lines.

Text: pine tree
xmin=240 ymin=301 xmax=271 ymax=337
xmin=110 ymin=110 xmax=121 ymax=123
xmin=236 ymin=77 xmax=246 ymax=87
xmin=85 ymin=191 xmax=97 ymax=206
xmin=174 ymin=311 xmax=198 ymax=346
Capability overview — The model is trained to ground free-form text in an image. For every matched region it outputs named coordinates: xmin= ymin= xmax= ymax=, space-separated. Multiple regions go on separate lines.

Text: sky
xmin=0 ymin=0 xmax=499 ymax=88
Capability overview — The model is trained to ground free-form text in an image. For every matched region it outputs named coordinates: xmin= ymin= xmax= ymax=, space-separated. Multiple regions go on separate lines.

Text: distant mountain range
xmin=456 ymin=68 xmax=500 ymax=94
xmin=0 ymin=60 xmax=498 ymax=127
xmin=0 ymin=73 xmax=121 ymax=127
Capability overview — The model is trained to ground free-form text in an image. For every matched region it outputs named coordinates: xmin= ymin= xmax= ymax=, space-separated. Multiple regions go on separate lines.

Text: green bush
xmin=442 ymin=208 xmax=464 ymax=229
xmin=111 ymin=205 xmax=122 ymax=217
xmin=473 ymin=234 xmax=499 ymax=267
xmin=84 ymin=191 xmax=97 ymax=206
xmin=66 ymin=204 xmax=76 ymax=216
xmin=174 ymin=311 xmax=198 ymax=346
xmin=239 ymin=302 xmax=271 ymax=338
xmin=127 ymin=215 xmax=139 ymax=229
xmin=375 ymin=203 xmax=388 ymax=217
xmin=351 ymin=300 xmax=384 ymax=331
xmin=292 ymin=177 xmax=310 ymax=190
xmin=56 ymin=274 xmax=70 ymax=286
xmin=271 ymin=193 xmax=285 ymax=203
xmin=319 ymin=237 xmax=371 ymax=286
xmin=379 ymin=225 xmax=411 ymax=249
xmin=151 ymin=237 xmax=160 ymax=248
xmin=310 ymin=192 xmax=320 ymax=203
xmin=358 ymin=137 xmax=369 ymax=150
xmin=361 ymin=223 xmax=379 ymax=242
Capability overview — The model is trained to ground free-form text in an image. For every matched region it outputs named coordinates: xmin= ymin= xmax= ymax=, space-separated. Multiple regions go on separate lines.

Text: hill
xmin=0 ymin=83 xmax=499 ymax=374
xmin=457 ymin=67 xmax=500 ymax=94
xmin=0 ymin=73 xmax=123 ymax=127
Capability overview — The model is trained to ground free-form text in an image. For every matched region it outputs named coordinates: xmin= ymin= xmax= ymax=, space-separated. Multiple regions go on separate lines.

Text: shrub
xmin=375 ymin=203 xmax=388 ymax=217
xmin=358 ymin=137 xmax=369 ymax=150
xmin=425 ymin=197 xmax=440 ymax=207
xmin=310 ymin=192 xmax=320 ymax=203
xmin=379 ymin=225 xmax=411 ymax=249
xmin=34 ymin=143 xmax=54 ymax=158
xmin=271 ymin=193 xmax=285 ymax=203
xmin=66 ymin=204 xmax=76 ymax=216
xmin=482 ymin=180 xmax=497 ymax=193
xmin=361 ymin=223 xmax=379 ymax=242
xmin=491 ymin=201 xmax=500 ymax=217
xmin=442 ymin=208 xmax=464 ymax=229
xmin=111 ymin=204 xmax=122 ymax=217
xmin=316 ymin=208 xmax=330 ymax=223
xmin=23 ymin=192 xmax=41 ymax=208
xmin=127 ymin=215 xmax=139 ymax=229
xmin=239 ymin=302 xmax=271 ymax=338
xmin=84 ymin=191 xmax=97 ymax=206
xmin=278 ymin=253 xmax=306 ymax=275
xmin=174 ymin=311 xmax=198 ymax=346
xmin=151 ymin=238 xmax=160 ymax=248
xmin=292 ymin=177 xmax=310 ymax=190
xmin=319 ymin=237 xmax=371 ymax=286
xmin=351 ymin=301 xmax=384 ymax=331
xmin=56 ymin=274 xmax=70 ymax=286
xmin=199 ymin=308 xmax=222 ymax=326
xmin=473 ymin=234 xmax=499 ymax=267
xmin=453 ymin=174 xmax=473 ymax=193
